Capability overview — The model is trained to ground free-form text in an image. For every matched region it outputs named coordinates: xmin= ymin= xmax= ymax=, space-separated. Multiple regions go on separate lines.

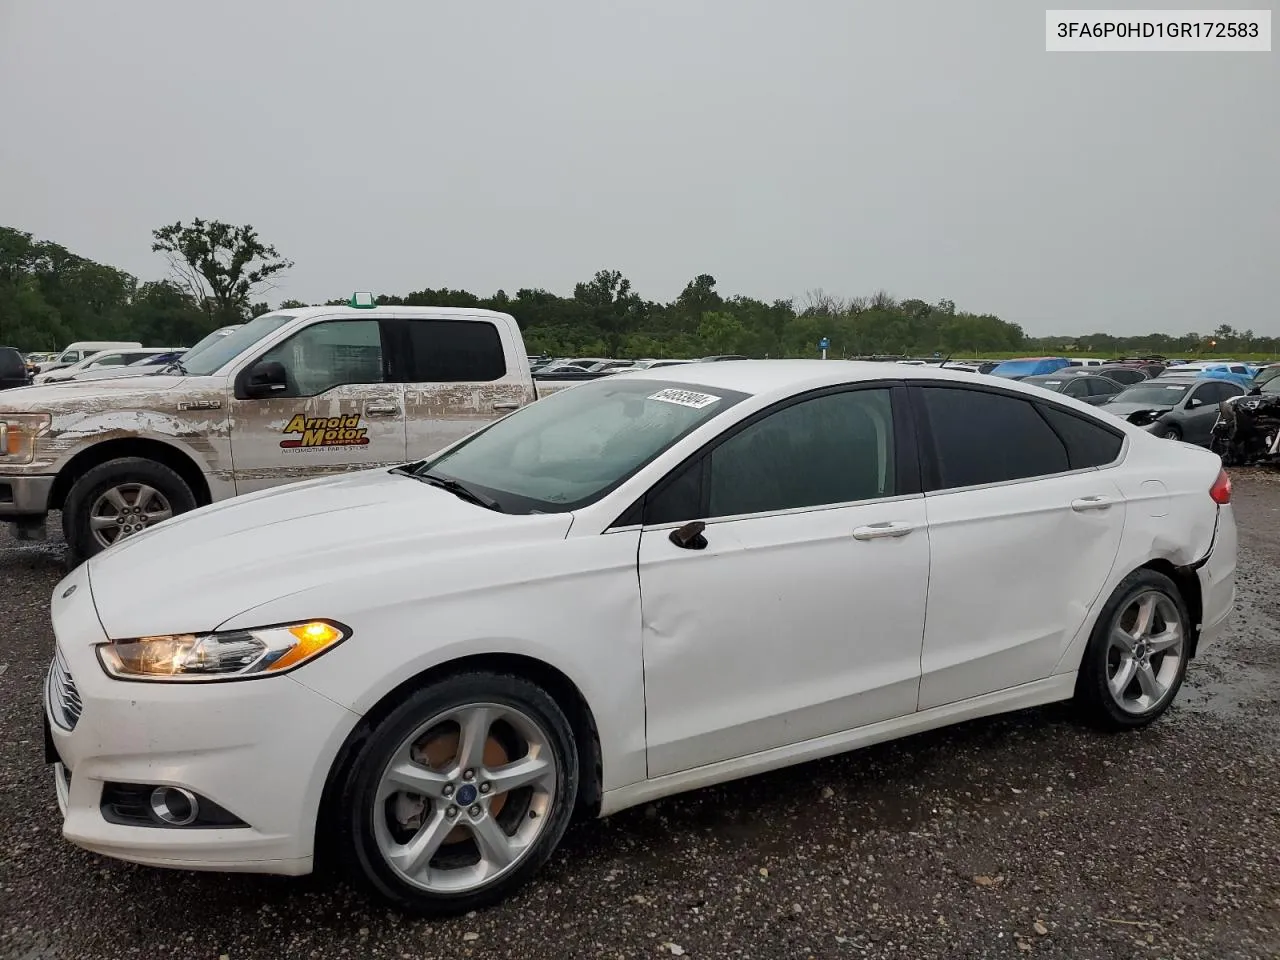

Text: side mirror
xmin=1186 ymin=398 xmax=1202 ymax=409
xmin=244 ymin=361 xmax=288 ymax=398
xmin=1249 ymin=386 xmax=1262 ymax=396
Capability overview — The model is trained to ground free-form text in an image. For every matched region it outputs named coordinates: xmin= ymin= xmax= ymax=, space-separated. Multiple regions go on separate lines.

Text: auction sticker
xmin=648 ymin=388 xmax=722 ymax=409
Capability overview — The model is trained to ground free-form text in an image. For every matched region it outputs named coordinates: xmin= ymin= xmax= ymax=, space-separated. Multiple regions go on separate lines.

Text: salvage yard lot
xmin=1 ymin=473 xmax=1278 ymax=960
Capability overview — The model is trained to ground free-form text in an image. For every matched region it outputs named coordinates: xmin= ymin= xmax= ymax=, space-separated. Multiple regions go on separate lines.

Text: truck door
xmin=397 ymin=315 xmax=533 ymax=460
xmin=228 ymin=317 xmax=407 ymax=494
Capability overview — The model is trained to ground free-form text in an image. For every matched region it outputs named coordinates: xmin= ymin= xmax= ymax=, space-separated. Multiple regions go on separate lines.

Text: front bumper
xmin=45 ymin=565 xmax=362 ymax=874
xmin=0 ymin=473 xmax=54 ymax=520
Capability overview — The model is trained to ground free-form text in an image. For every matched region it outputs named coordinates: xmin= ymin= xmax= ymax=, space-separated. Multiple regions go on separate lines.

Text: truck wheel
xmin=63 ymin=457 xmax=196 ymax=561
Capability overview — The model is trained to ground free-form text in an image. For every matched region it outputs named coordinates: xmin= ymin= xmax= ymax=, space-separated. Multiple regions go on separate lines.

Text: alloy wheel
xmin=88 ymin=483 xmax=174 ymax=548
xmin=372 ymin=703 xmax=558 ymax=895
xmin=1105 ymin=590 xmax=1185 ymax=715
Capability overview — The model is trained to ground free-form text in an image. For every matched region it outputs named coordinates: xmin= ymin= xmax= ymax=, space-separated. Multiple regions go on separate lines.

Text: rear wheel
xmin=336 ymin=672 xmax=579 ymax=915
xmin=62 ymin=457 xmax=196 ymax=561
xmin=1075 ymin=569 xmax=1190 ymax=730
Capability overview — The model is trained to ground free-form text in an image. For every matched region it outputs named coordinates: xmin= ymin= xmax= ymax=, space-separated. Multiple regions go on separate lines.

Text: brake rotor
xmin=414 ymin=728 xmax=511 ymax=843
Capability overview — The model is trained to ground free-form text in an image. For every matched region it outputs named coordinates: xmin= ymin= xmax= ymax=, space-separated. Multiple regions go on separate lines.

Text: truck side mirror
xmin=244 ymin=361 xmax=288 ymax=398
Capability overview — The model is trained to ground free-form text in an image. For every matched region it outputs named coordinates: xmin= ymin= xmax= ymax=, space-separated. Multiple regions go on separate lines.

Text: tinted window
xmin=704 ymin=389 xmax=896 ymax=518
xmin=1086 ymin=377 xmax=1120 ymax=397
xmin=918 ymin=386 xmax=1068 ymax=490
xmin=405 ymin=319 xmax=506 ymax=382
xmin=1188 ymin=383 xmax=1220 ymax=406
xmin=258 ymin=320 xmax=384 ymax=397
xmin=1063 ymin=379 xmax=1089 ymax=397
xmin=1037 ymin=404 xmax=1123 ymax=469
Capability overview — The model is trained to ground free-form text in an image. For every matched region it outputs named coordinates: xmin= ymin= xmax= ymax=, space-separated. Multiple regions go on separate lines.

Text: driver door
xmin=228 ymin=317 xmax=407 ymax=494
xmin=637 ymin=385 xmax=929 ymax=777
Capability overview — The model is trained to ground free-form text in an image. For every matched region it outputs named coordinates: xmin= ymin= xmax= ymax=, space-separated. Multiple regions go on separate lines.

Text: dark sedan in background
xmin=1021 ymin=372 xmax=1124 ymax=405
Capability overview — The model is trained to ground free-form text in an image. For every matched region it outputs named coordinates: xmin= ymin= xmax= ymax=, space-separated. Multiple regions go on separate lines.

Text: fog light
xmin=150 ymin=786 xmax=200 ymax=826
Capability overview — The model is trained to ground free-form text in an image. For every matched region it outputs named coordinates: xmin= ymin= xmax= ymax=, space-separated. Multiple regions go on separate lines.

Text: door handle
xmin=493 ymin=401 xmax=521 ymax=411
xmin=852 ymin=521 xmax=917 ymax=541
xmin=1071 ymin=495 xmax=1114 ymax=512
xmin=365 ymin=402 xmax=400 ymax=416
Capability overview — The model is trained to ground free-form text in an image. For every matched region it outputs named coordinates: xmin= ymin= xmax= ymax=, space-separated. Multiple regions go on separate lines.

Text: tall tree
xmin=151 ymin=219 xmax=293 ymax=324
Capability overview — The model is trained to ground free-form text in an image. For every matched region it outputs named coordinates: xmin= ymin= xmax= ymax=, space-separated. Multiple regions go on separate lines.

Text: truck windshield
xmin=182 ymin=314 xmax=296 ymax=376
xmin=414 ymin=378 xmax=750 ymax=513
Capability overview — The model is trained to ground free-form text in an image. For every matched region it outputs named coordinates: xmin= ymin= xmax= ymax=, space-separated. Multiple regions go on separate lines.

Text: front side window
xmin=58 ymin=351 xmax=79 ymax=364
xmin=918 ymin=386 xmax=1069 ymax=490
xmin=1086 ymin=378 xmax=1120 ymax=397
xmin=258 ymin=320 xmax=385 ymax=398
xmin=704 ymin=389 xmax=897 ymax=518
xmin=419 ymin=379 xmax=748 ymax=513
xmin=1188 ymin=383 xmax=1220 ymax=407
xmin=1063 ymin=379 xmax=1089 ymax=398
xmin=404 ymin=318 xmax=505 ymax=382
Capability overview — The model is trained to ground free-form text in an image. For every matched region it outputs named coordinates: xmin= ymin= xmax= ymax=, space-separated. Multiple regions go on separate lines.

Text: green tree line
xmin=2 ymin=223 xmax=1275 ymax=359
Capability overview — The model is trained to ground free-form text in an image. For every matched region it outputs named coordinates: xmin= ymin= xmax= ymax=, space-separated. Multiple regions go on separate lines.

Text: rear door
xmin=397 ymin=315 xmax=533 ymax=460
xmin=910 ymin=383 xmax=1128 ymax=709
xmin=228 ymin=317 xmax=406 ymax=494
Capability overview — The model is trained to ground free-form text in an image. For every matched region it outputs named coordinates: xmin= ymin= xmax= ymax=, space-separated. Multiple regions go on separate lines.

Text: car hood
xmin=0 ymin=374 xmax=196 ymax=411
xmin=84 ymin=469 xmax=575 ymax=639
xmin=1100 ymin=401 xmax=1177 ymax=417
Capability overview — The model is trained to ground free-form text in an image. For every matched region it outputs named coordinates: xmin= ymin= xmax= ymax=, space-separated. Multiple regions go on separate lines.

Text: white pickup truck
xmin=0 ymin=305 xmax=565 ymax=560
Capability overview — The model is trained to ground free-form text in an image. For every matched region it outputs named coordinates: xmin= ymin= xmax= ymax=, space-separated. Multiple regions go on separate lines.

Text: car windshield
xmin=181 ymin=315 xmax=296 ymax=376
xmin=180 ymin=326 xmax=240 ymax=363
xmin=1113 ymin=383 xmax=1191 ymax=405
xmin=414 ymin=378 xmax=750 ymax=513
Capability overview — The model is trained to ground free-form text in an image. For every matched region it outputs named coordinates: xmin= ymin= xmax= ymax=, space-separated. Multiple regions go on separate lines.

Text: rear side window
xmin=1037 ymin=404 xmax=1123 ymax=469
xmin=917 ymin=386 xmax=1068 ymax=490
xmin=405 ymin=319 xmax=506 ymax=382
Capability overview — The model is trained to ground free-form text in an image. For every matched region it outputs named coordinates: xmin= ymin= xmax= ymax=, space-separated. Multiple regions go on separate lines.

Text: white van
xmin=42 ymin=341 xmax=142 ymax=374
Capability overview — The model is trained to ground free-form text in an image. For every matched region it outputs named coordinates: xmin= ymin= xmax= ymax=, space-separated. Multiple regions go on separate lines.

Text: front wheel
xmin=1074 ymin=569 xmax=1190 ymax=730
xmin=62 ymin=457 xmax=197 ymax=562
xmin=336 ymin=672 xmax=579 ymax=915
xmin=1158 ymin=424 xmax=1183 ymax=441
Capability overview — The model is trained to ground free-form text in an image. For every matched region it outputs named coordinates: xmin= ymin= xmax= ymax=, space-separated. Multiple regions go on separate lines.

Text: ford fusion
xmin=45 ymin=362 xmax=1236 ymax=914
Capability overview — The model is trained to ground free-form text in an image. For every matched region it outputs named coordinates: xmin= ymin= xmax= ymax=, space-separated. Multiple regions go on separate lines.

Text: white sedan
xmin=44 ymin=361 xmax=1237 ymax=913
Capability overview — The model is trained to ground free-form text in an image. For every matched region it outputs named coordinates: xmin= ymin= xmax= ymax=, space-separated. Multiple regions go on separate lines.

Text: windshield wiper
xmin=393 ymin=468 xmax=502 ymax=512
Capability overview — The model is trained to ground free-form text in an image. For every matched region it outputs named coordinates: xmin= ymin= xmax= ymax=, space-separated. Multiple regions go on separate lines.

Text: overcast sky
xmin=1 ymin=1 xmax=1275 ymax=336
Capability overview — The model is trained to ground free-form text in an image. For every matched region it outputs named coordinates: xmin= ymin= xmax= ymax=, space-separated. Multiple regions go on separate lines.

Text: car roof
xmin=261 ymin=306 xmax=516 ymax=322
xmin=610 ymin=359 xmax=1044 ymax=398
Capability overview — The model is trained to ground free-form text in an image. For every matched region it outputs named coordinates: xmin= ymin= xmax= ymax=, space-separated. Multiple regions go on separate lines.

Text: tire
xmin=336 ymin=672 xmax=580 ymax=915
xmin=62 ymin=457 xmax=197 ymax=562
xmin=1074 ymin=569 xmax=1191 ymax=730
xmin=1159 ymin=424 xmax=1182 ymax=441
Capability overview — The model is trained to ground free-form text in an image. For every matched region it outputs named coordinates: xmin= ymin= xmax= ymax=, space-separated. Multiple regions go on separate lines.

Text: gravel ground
xmin=2 ymin=472 xmax=1278 ymax=960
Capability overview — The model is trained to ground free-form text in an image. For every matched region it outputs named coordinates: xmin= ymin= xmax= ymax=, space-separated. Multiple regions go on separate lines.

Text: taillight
xmin=1209 ymin=468 xmax=1232 ymax=505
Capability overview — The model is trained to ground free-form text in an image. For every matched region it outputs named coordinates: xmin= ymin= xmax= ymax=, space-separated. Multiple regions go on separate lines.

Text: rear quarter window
xmin=1036 ymin=403 xmax=1124 ymax=469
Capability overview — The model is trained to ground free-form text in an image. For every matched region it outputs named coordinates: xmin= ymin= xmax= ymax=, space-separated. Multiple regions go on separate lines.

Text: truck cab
xmin=0 ymin=305 xmax=535 ymax=560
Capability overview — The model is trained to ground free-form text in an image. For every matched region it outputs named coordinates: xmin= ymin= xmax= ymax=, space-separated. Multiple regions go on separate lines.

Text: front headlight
xmin=0 ymin=413 xmax=52 ymax=464
xmin=96 ymin=620 xmax=348 ymax=682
